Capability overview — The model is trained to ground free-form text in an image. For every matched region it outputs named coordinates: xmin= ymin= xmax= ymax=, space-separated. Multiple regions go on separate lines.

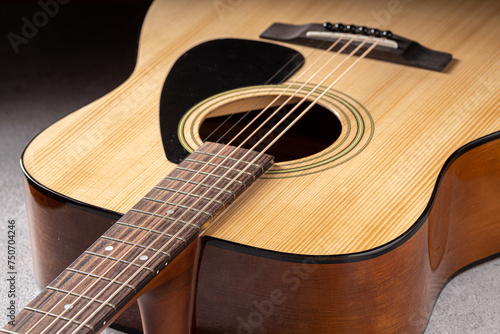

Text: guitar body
xmin=20 ymin=0 xmax=499 ymax=333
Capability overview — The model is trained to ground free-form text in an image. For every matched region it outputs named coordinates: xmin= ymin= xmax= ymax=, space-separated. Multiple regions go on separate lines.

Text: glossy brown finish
xmin=196 ymin=235 xmax=431 ymax=333
xmin=21 ymin=137 xmax=500 ymax=333
xmin=137 ymin=239 xmax=200 ymax=334
xmin=192 ymin=137 xmax=500 ymax=333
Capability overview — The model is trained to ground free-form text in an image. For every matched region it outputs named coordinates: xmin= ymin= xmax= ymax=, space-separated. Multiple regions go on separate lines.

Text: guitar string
xmin=57 ymin=39 xmax=362 ymax=332
xmin=65 ymin=37 xmax=380 ymax=334
xmin=35 ymin=37 xmax=376 ymax=334
xmin=205 ymin=38 xmax=340 ymax=145
xmin=22 ymin=34 xmax=376 ymax=334
xmin=202 ymin=54 xmax=302 ymax=143
xmin=19 ymin=40 xmax=329 ymax=334
xmin=52 ymin=37 xmax=370 ymax=334
xmin=21 ymin=36 xmax=351 ymax=333
xmin=254 ymin=39 xmax=380 ymax=160
xmin=25 ymin=35 xmax=364 ymax=332
xmin=224 ymin=37 xmax=353 ymax=148
xmin=23 ymin=38 xmax=345 ymax=334
xmin=203 ymin=38 xmax=328 ymax=143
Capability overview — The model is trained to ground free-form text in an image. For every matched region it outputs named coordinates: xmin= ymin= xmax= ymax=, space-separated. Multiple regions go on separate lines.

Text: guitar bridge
xmin=260 ymin=22 xmax=452 ymax=72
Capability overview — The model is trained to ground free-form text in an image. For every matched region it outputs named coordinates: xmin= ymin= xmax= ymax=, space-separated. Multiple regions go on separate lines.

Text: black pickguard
xmin=159 ymin=39 xmax=304 ymax=163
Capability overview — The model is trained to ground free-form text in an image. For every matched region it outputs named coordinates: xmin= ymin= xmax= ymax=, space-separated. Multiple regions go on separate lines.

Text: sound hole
xmin=199 ymin=103 xmax=342 ymax=162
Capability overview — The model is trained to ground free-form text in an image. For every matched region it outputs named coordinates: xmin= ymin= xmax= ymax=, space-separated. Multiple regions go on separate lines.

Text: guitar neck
xmin=3 ymin=142 xmax=273 ymax=333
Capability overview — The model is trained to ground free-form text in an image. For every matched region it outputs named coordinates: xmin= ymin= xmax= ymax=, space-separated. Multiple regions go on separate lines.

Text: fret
xmin=151 ymin=187 xmax=224 ymax=209
xmin=129 ymin=208 xmax=168 ymax=219
xmin=142 ymin=196 xmax=214 ymax=217
xmin=114 ymin=217 xmax=200 ymax=253
xmin=2 ymin=142 xmax=273 ymax=334
xmin=100 ymin=235 xmax=172 ymax=258
xmin=132 ymin=199 xmax=181 ymax=219
xmin=133 ymin=198 xmax=213 ymax=225
xmin=183 ymin=158 xmax=254 ymax=177
xmin=164 ymin=175 xmax=236 ymax=197
xmin=86 ymin=237 xmax=166 ymax=270
xmin=156 ymin=177 xmax=236 ymax=203
xmin=180 ymin=158 xmax=255 ymax=184
xmin=127 ymin=208 xmax=201 ymax=230
xmin=24 ymin=307 xmax=95 ymax=331
xmin=193 ymin=150 xmax=263 ymax=169
xmin=66 ymin=268 xmax=137 ymax=292
xmin=169 ymin=168 xmax=244 ymax=194
xmin=46 ymin=286 xmax=116 ymax=310
xmin=90 ymin=235 xmax=169 ymax=263
xmin=50 ymin=270 xmax=134 ymax=308
xmin=102 ymin=222 xmax=187 ymax=268
xmin=76 ymin=246 xmax=165 ymax=290
xmin=109 ymin=218 xmax=188 ymax=250
xmin=85 ymin=250 xmax=154 ymax=273
xmin=177 ymin=166 xmax=245 ymax=185
xmin=114 ymin=212 xmax=187 ymax=241
xmin=22 ymin=285 xmax=118 ymax=333
xmin=158 ymin=179 xmax=235 ymax=204
xmin=191 ymin=152 xmax=270 ymax=176
xmin=115 ymin=221 xmax=189 ymax=244
xmin=154 ymin=185 xmax=225 ymax=205
xmin=31 ymin=288 xmax=116 ymax=319
xmin=146 ymin=187 xmax=223 ymax=213
xmin=5 ymin=285 xmax=112 ymax=333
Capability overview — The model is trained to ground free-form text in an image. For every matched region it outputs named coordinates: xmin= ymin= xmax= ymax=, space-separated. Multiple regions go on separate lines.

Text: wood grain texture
xmin=22 ymin=0 xmax=500 ymax=259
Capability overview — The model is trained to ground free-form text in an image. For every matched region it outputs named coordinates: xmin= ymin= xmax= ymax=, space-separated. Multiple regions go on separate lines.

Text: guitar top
xmin=7 ymin=0 xmax=500 ymax=333
xmin=22 ymin=0 xmax=499 ymax=259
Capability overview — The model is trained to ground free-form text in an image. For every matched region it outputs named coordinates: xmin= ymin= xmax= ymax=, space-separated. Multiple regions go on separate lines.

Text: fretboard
xmin=3 ymin=142 xmax=273 ymax=334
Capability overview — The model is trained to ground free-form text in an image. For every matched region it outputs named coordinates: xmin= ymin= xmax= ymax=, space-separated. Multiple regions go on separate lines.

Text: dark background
xmin=1 ymin=0 xmax=152 ymax=125
xmin=0 ymin=1 xmax=499 ymax=333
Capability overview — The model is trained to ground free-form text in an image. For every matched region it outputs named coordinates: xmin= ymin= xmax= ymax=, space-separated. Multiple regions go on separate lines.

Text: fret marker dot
xmin=105 ymin=246 xmax=113 ymax=251
xmin=156 ymin=270 xmax=159 ymax=274
xmin=103 ymin=321 xmax=106 ymax=325
xmin=139 ymin=255 xmax=148 ymax=261
xmin=64 ymin=304 xmax=73 ymax=310
xmin=166 ymin=209 xmax=174 ymax=214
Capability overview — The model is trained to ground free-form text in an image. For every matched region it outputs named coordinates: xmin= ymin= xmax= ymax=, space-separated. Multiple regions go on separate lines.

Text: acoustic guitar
xmin=3 ymin=0 xmax=500 ymax=333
